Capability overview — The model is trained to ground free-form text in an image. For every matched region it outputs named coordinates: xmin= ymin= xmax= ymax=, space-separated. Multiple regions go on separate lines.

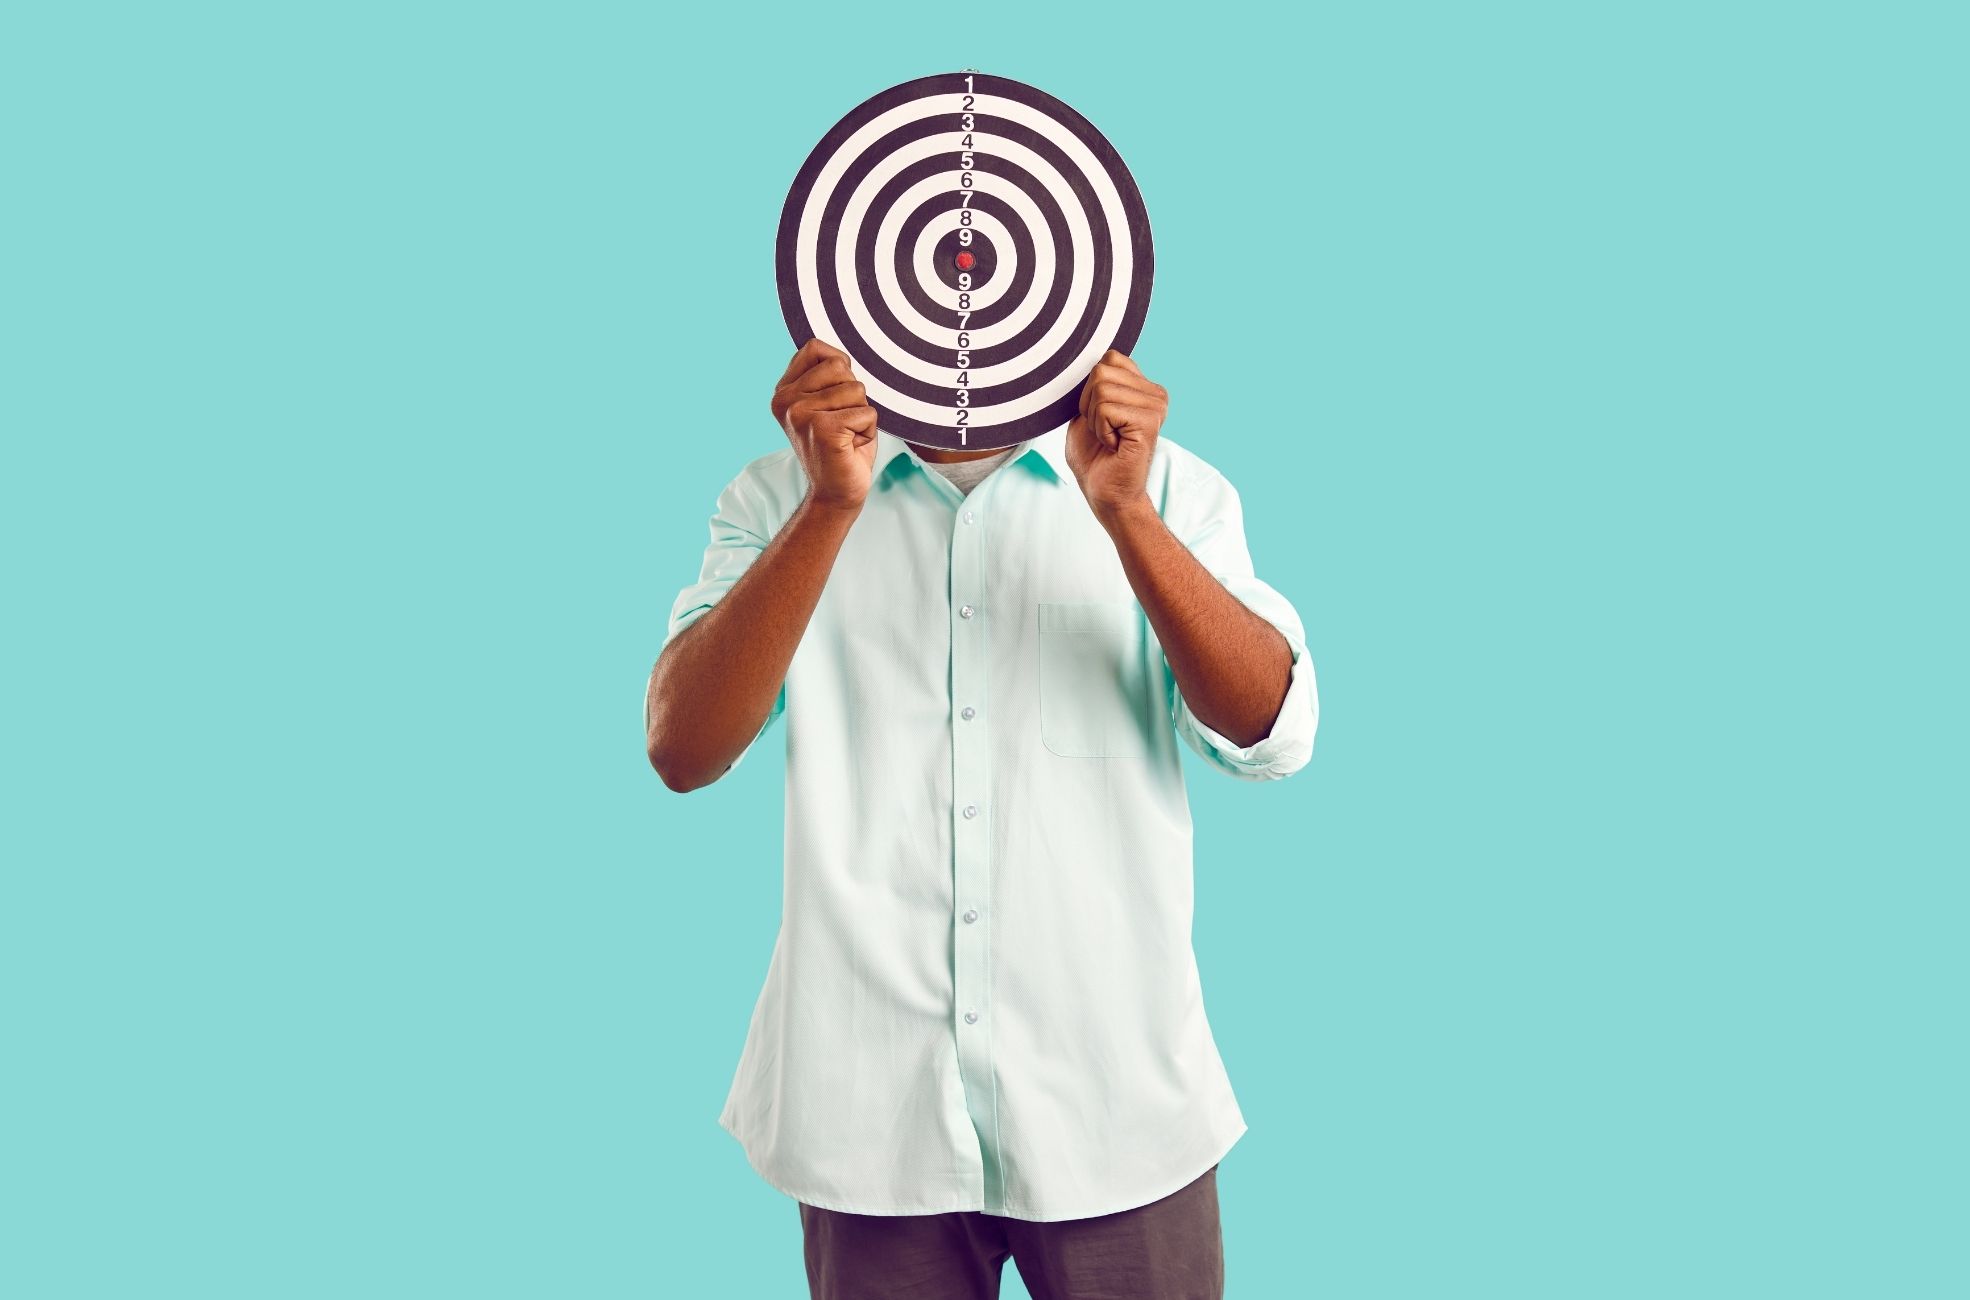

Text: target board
xmin=776 ymin=71 xmax=1153 ymax=452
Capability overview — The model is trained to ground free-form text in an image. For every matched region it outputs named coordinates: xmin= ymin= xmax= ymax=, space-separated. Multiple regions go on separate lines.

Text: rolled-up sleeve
xmin=1160 ymin=463 xmax=1318 ymax=782
xmin=643 ymin=468 xmax=787 ymax=773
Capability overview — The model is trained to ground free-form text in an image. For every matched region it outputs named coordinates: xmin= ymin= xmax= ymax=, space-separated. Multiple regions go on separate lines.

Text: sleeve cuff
xmin=1174 ymin=629 xmax=1318 ymax=782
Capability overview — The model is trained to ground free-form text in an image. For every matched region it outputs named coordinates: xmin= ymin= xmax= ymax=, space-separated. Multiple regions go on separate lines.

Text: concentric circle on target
xmin=775 ymin=71 xmax=1154 ymax=451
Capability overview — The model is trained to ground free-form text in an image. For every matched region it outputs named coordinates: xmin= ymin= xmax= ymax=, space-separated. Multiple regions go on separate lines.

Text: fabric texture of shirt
xmin=919 ymin=444 xmax=1019 ymax=497
xmin=649 ymin=422 xmax=1318 ymax=1222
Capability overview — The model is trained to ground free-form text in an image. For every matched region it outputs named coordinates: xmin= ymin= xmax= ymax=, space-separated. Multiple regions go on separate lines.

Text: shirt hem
xmin=720 ymin=1107 xmax=1250 ymax=1223
xmin=996 ymin=1114 xmax=1249 ymax=1222
xmin=718 ymin=1109 xmax=989 ymax=1217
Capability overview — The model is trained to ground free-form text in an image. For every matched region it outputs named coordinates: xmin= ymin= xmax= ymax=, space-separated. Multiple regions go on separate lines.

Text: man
xmin=645 ymin=338 xmax=1318 ymax=1299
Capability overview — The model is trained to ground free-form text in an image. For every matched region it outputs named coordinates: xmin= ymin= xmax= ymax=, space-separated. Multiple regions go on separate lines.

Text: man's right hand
xmin=650 ymin=340 xmax=874 ymax=792
xmin=772 ymin=338 xmax=878 ymax=513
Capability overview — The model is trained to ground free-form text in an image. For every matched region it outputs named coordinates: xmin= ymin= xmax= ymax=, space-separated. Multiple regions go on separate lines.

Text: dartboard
xmin=776 ymin=71 xmax=1153 ymax=452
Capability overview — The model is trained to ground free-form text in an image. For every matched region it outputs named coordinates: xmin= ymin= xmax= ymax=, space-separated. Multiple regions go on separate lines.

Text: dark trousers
xmin=798 ymin=1163 xmax=1223 ymax=1300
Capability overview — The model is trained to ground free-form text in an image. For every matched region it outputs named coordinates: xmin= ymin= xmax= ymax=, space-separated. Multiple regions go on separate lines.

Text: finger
xmin=778 ymin=339 xmax=823 ymax=386
xmin=786 ymin=395 xmax=866 ymax=437
xmin=1087 ymin=358 xmax=1158 ymax=388
xmin=1076 ymin=394 xmax=1114 ymax=448
xmin=1087 ymin=413 xmax=1124 ymax=452
xmin=1087 ymin=370 xmax=1158 ymax=411
xmin=1087 ymin=402 xmax=1163 ymax=444
xmin=1078 ymin=366 xmax=1098 ymax=426
xmin=787 ymin=358 xmax=858 ymax=395
xmin=775 ymin=367 xmax=844 ymax=425
xmin=1095 ymin=402 xmax=1162 ymax=432
xmin=1067 ymin=411 xmax=1103 ymax=455
xmin=1087 ymin=372 xmax=1158 ymax=403
xmin=780 ymin=337 xmax=848 ymax=386
xmin=1087 ymin=379 xmax=1165 ymax=417
xmin=1101 ymin=348 xmax=1140 ymax=375
xmin=812 ymin=405 xmax=876 ymax=444
xmin=802 ymin=380 xmax=868 ymax=411
xmin=784 ymin=336 xmax=846 ymax=379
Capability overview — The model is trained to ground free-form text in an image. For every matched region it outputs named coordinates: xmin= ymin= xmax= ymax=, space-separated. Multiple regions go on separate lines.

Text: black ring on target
xmin=775 ymin=72 xmax=1154 ymax=451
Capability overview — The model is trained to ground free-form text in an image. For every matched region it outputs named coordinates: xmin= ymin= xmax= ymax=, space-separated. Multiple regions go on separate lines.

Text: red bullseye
xmin=955 ymin=251 xmax=976 ymax=271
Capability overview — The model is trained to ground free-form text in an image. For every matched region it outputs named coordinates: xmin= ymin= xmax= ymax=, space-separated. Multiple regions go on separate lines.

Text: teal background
xmin=4 ymin=2 xmax=1962 ymax=1296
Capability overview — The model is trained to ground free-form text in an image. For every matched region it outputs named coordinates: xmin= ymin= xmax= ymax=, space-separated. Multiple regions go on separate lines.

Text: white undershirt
xmin=916 ymin=444 xmax=1020 ymax=496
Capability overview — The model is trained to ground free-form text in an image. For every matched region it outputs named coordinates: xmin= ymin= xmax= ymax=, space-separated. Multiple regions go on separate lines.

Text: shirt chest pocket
xmin=1035 ymin=601 xmax=1154 ymax=758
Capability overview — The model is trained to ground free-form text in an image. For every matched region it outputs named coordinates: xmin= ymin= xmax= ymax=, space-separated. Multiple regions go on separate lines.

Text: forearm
xmin=646 ymin=494 xmax=860 ymax=790
xmin=1095 ymin=497 xmax=1292 ymax=748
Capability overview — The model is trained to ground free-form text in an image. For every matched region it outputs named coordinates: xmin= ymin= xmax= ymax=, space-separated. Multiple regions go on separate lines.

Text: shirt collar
xmin=873 ymin=424 xmax=1072 ymax=485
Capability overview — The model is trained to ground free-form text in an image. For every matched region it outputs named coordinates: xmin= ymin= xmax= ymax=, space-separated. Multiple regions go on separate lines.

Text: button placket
xmin=948 ymin=489 xmax=1004 ymax=1213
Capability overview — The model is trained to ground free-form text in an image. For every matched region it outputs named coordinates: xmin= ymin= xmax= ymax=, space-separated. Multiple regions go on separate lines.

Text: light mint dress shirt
xmin=650 ymin=423 xmax=1318 ymax=1221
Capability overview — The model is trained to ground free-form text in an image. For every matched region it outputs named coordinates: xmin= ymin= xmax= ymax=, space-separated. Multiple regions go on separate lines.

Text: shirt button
xmin=962 ymin=804 xmax=978 ymax=819
xmin=959 ymin=604 xmax=975 ymax=619
xmin=963 ymin=909 xmax=978 ymax=923
xmin=963 ymin=510 xmax=976 ymax=524
xmin=964 ymin=1009 xmax=979 ymax=1024
xmin=960 ymin=706 xmax=976 ymax=721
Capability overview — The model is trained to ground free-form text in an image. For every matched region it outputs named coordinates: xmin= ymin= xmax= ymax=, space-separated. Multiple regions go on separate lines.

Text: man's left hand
xmin=1065 ymin=350 xmax=1167 ymax=518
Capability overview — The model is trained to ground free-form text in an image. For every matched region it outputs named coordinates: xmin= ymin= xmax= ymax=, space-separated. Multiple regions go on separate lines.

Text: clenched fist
xmin=1065 ymin=349 xmax=1168 ymax=518
xmin=773 ymin=338 xmax=879 ymax=512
